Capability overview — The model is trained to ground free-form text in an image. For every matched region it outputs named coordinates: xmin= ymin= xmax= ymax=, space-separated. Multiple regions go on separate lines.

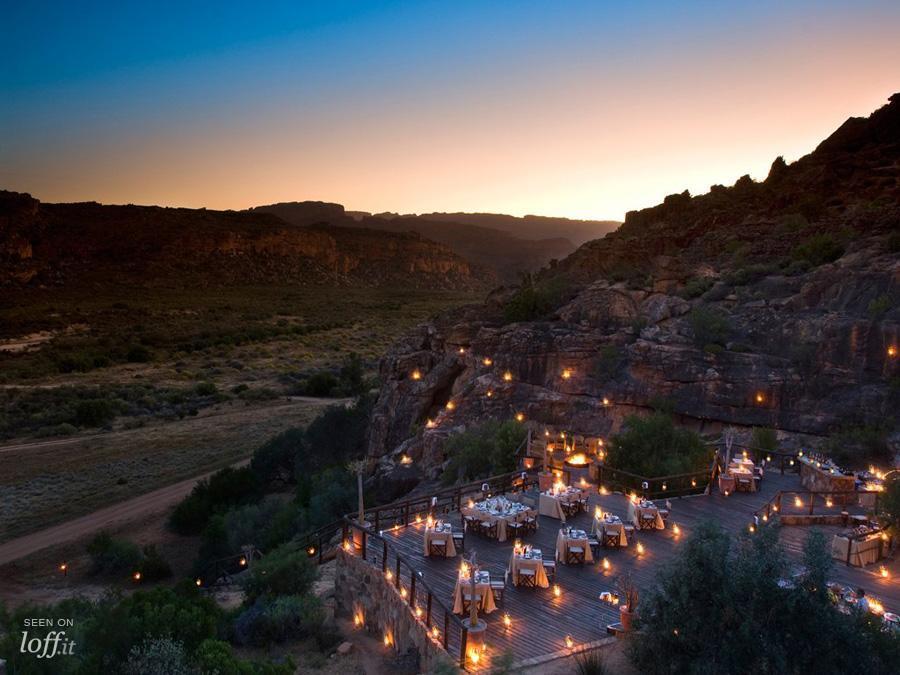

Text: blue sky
xmin=2 ymin=1 xmax=899 ymax=218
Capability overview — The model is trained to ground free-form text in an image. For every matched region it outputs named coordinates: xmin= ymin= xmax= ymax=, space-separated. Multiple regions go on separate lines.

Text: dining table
xmin=555 ymin=527 xmax=594 ymax=564
xmin=423 ymin=522 xmax=457 ymax=557
xmin=538 ymin=486 xmax=583 ymax=521
xmin=452 ymin=570 xmax=497 ymax=614
xmin=592 ymin=514 xmax=628 ymax=546
xmin=461 ymin=497 xmax=534 ymax=542
xmin=831 ymin=527 xmax=885 ymax=567
xmin=509 ymin=548 xmax=550 ymax=587
xmin=627 ymin=500 xmax=665 ymax=529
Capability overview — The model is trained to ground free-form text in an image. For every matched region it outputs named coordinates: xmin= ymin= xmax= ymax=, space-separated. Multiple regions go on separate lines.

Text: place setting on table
xmin=452 ymin=562 xmax=497 ymax=615
xmin=592 ymin=509 xmax=628 ymax=547
xmin=538 ymin=482 xmax=585 ymax=521
xmin=508 ymin=541 xmax=550 ymax=588
xmin=423 ymin=518 xmax=457 ymax=558
xmin=627 ymin=497 xmax=665 ymax=531
xmin=556 ymin=525 xmax=594 ymax=565
xmin=461 ymin=495 xmax=535 ymax=542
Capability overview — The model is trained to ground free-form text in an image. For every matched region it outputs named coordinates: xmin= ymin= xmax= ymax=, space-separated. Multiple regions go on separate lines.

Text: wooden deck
xmin=379 ymin=470 xmax=900 ymax=667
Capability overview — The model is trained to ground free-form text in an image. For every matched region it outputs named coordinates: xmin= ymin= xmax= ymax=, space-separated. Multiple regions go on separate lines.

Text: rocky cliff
xmin=249 ymin=201 xmax=600 ymax=283
xmin=0 ymin=195 xmax=485 ymax=290
xmin=367 ymin=93 xmax=900 ymax=476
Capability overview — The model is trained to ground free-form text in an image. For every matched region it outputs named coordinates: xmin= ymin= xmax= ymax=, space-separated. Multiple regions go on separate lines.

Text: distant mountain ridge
xmin=248 ymin=202 xmax=617 ymax=282
xmin=0 ymin=194 xmax=485 ymax=290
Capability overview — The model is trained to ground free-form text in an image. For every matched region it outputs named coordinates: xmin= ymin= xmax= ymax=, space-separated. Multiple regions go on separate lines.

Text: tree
xmin=347 ymin=458 xmax=368 ymax=526
xmin=607 ymin=413 xmax=711 ymax=476
xmin=242 ymin=542 xmax=318 ymax=602
xmin=630 ymin=521 xmax=900 ymax=674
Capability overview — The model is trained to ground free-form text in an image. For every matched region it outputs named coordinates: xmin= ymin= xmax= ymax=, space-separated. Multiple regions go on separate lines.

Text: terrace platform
xmin=378 ymin=470 xmax=899 ymax=667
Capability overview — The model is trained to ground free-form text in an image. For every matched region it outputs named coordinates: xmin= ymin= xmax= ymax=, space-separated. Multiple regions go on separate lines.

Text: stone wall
xmin=333 ymin=549 xmax=458 ymax=672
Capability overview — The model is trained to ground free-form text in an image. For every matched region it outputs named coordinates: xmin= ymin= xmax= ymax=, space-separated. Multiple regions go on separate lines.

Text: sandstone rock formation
xmin=0 ymin=194 xmax=485 ymax=290
xmin=367 ymin=93 xmax=900 ymax=475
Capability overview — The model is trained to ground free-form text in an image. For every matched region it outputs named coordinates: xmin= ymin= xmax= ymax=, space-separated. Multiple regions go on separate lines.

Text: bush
xmin=688 ymin=306 xmax=731 ymax=348
xmin=242 ymin=542 xmax=318 ymax=602
xmin=233 ymin=595 xmax=325 ymax=647
xmin=607 ymin=413 xmax=712 ymax=476
xmin=87 ymin=532 xmax=142 ymax=575
xmin=126 ymin=344 xmax=153 ymax=363
xmin=138 ymin=544 xmax=173 ymax=582
xmin=300 ymin=371 xmax=339 ymax=397
xmin=75 ymin=398 xmax=117 ymax=427
xmin=195 ymin=381 xmax=218 ymax=396
xmin=441 ymin=419 xmax=526 ymax=485
xmin=824 ymin=424 xmax=893 ymax=468
xmin=169 ymin=466 xmax=262 ymax=535
xmin=750 ymin=427 xmax=778 ymax=453
xmin=679 ymin=277 xmax=714 ymax=299
xmin=504 ymin=274 xmax=573 ymax=322
xmin=630 ymin=522 xmax=900 ymax=673
xmin=251 ymin=428 xmax=305 ymax=484
xmin=124 ymin=637 xmax=191 ymax=675
xmin=867 ymin=294 xmax=893 ymax=319
xmin=792 ymin=233 xmax=844 ymax=267
xmin=194 ymin=639 xmax=295 ymax=675
xmin=77 ymin=585 xmax=220 ymax=672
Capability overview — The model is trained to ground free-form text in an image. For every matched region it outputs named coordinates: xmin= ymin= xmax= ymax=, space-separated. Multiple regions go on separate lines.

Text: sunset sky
xmin=2 ymin=1 xmax=899 ymax=220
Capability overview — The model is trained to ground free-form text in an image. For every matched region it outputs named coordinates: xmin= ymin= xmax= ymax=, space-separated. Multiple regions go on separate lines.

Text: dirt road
xmin=0 ymin=460 xmax=247 ymax=566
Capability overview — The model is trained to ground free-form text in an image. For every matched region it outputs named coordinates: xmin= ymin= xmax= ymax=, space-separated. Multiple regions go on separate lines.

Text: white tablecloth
xmin=627 ymin=501 xmax=665 ymax=529
xmin=423 ymin=526 xmax=457 ymax=557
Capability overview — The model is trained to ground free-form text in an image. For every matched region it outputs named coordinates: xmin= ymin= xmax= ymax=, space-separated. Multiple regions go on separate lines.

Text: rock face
xmin=366 ymin=93 xmax=900 ymax=472
xmin=0 ymin=195 xmax=485 ymax=290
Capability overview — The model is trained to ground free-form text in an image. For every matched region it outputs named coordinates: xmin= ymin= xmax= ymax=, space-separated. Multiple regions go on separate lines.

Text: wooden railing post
xmin=395 ymin=557 xmax=401 ymax=588
xmin=809 ymin=492 xmax=814 ymax=516
xmin=410 ymin=572 xmax=416 ymax=607
xmin=460 ymin=627 xmax=468 ymax=668
xmin=361 ymin=528 xmax=367 ymax=562
xmin=426 ymin=592 xmax=433 ymax=627
xmin=382 ymin=540 xmax=388 ymax=572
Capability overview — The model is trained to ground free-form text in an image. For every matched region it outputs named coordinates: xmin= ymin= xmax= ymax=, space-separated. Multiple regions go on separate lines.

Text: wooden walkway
xmin=380 ymin=470 xmax=900 ymax=667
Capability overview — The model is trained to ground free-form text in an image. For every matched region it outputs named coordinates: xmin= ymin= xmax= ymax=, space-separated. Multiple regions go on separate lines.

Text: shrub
xmin=607 ymin=413 xmax=712 ymax=476
xmin=251 ymin=428 xmax=305 ymax=484
xmin=630 ymin=522 xmax=900 ymax=673
xmin=75 ymin=398 xmax=117 ymax=427
xmin=126 ymin=344 xmax=153 ymax=363
xmin=441 ymin=420 xmax=526 ymax=485
xmin=679 ymin=276 xmax=714 ymax=299
xmin=124 ymin=637 xmax=191 ymax=675
xmin=242 ymin=542 xmax=318 ymax=601
xmin=194 ymin=639 xmax=294 ymax=675
xmin=79 ymin=585 xmax=220 ymax=671
xmin=300 ymin=371 xmax=339 ymax=397
xmin=169 ymin=466 xmax=262 ymax=535
xmin=823 ymin=424 xmax=893 ymax=468
xmin=750 ymin=427 xmax=778 ymax=454
xmin=792 ymin=233 xmax=844 ymax=267
xmin=195 ymin=381 xmax=218 ymax=396
xmin=724 ymin=263 xmax=776 ymax=287
xmin=688 ymin=306 xmax=731 ymax=348
xmin=138 ymin=544 xmax=172 ymax=582
xmin=232 ymin=595 xmax=325 ymax=647
xmin=867 ymin=294 xmax=893 ymax=319
xmin=87 ymin=532 xmax=142 ymax=575
xmin=593 ymin=344 xmax=623 ymax=379
xmin=504 ymin=274 xmax=572 ymax=322
xmin=575 ymin=649 xmax=608 ymax=675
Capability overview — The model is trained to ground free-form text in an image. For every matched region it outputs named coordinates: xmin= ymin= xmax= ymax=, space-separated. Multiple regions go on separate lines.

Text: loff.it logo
xmin=19 ymin=618 xmax=77 ymax=659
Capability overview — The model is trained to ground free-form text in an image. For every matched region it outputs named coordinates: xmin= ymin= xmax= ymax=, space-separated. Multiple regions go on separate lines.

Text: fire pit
xmin=564 ymin=452 xmax=590 ymax=468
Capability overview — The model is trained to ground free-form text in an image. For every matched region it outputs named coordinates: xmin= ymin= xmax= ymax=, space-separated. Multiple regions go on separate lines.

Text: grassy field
xmin=0 ymin=284 xmax=479 ymax=539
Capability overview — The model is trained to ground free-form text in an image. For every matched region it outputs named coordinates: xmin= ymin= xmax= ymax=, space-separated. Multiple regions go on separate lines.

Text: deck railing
xmin=592 ymin=453 xmax=719 ymax=500
xmin=340 ymin=516 xmax=471 ymax=668
xmin=752 ymin=489 xmax=882 ymax=524
xmin=298 ymin=464 xmax=541 ymax=566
